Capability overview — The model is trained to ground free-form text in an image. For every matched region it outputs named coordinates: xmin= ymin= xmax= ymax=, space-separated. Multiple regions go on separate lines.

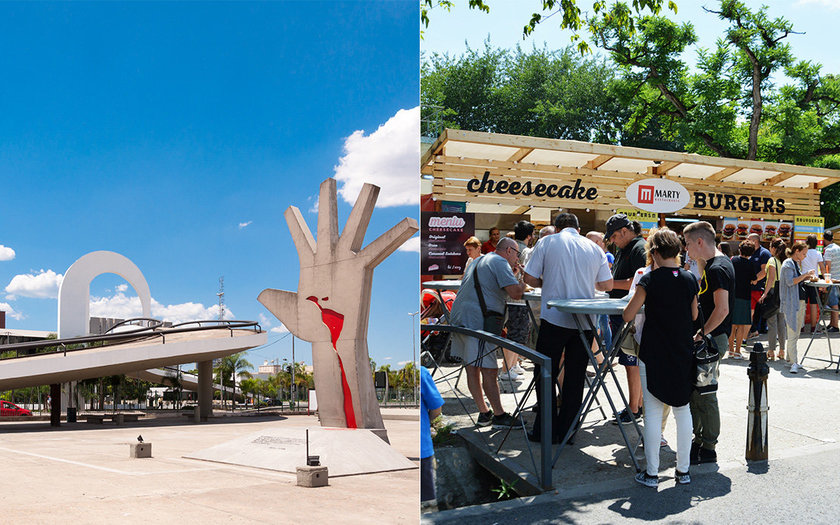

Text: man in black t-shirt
xmin=605 ymin=214 xmax=647 ymax=424
xmin=684 ymin=221 xmax=735 ymax=465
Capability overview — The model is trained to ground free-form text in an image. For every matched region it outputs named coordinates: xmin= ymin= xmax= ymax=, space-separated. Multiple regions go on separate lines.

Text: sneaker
xmin=690 ymin=442 xmax=701 ymax=463
xmin=634 ymin=471 xmax=659 ymax=488
xmin=511 ymin=364 xmax=526 ymax=375
xmin=476 ymin=410 xmax=493 ymax=427
xmin=828 ymin=326 xmax=840 ymax=333
xmin=660 ymin=437 xmax=669 ymax=448
xmin=612 ymin=408 xmax=642 ymax=425
xmin=691 ymin=446 xmax=717 ymax=465
xmin=790 ymin=363 xmax=799 ymax=374
xmin=675 ymin=470 xmax=691 ymax=485
xmin=491 ymin=412 xmax=516 ymax=428
xmin=498 ymin=370 xmax=520 ymax=381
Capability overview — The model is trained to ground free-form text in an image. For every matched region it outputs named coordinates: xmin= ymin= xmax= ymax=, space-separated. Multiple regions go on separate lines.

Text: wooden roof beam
xmin=818 ymin=178 xmax=838 ymax=189
xmin=442 ymin=128 xmax=840 ymax=181
xmin=653 ymin=161 xmax=681 ymax=175
xmin=586 ymin=154 xmax=613 ymax=170
xmin=766 ymin=172 xmax=797 ymax=186
xmin=506 ymin=148 xmax=534 ymax=163
xmin=707 ymin=167 xmax=740 ymax=182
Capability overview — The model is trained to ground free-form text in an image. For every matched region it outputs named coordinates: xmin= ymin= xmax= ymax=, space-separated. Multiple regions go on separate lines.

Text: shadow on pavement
xmin=0 ymin=413 xmax=289 ymax=434
xmin=606 ymin=471 xmax=732 ymax=521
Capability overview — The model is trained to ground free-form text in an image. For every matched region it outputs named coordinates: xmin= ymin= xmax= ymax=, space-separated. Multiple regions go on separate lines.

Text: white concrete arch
xmin=57 ymin=251 xmax=152 ymax=338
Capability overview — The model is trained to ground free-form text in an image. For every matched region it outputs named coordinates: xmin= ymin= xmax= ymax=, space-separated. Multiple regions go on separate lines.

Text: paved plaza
xmin=0 ymin=411 xmax=419 ymax=524
xmin=425 ymin=332 xmax=840 ymax=523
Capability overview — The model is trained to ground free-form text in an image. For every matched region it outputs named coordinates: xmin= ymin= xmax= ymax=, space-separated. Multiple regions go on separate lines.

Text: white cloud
xmin=308 ymin=195 xmax=319 ymax=214
xmin=0 ymin=245 xmax=15 ymax=261
xmin=116 ymin=284 xmax=128 ymax=293
xmin=89 ymin=292 xmax=235 ymax=325
xmin=334 ymin=106 xmax=420 ymax=208
xmin=398 ymin=235 xmax=420 ymax=253
xmin=0 ymin=302 xmax=24 ymax=320
xmin=398 ymin=360 xmax=411 ymax=366
xmin=796 ymin=0 xmax=840 ymax=9
xmin=385 ymin=356 xmax=393 ymax=360
xmin=239 ymin=221 xmax=252 ymax=229
xmin=270 ymin=326 xmax=289 ymax=334
xmin=258 ymin=313 xmax=272 ymax=328
xmin=5 ymin=270 xmax=64 ymax=299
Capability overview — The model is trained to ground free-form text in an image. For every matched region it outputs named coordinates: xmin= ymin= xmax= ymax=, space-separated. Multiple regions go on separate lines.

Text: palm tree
xmin=215 ymin=352 xmax=253 ymax=411
xmin=163 ymin=372 xmax=183 ymax=410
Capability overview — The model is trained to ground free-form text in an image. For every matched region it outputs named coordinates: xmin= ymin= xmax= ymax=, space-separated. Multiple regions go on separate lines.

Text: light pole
xmin=409 ymin=310 xmax=419 ymax=405
xmin=291 ymin=336 xmax=296 ymax=409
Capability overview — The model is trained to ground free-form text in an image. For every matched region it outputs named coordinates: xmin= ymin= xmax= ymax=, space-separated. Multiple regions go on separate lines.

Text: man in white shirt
xmin=523 ymin=213 xmax=613 ymax=443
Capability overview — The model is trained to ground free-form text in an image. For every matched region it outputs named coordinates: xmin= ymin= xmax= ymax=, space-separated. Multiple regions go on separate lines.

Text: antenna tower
xmin=217 ymin=276 xmax=225 ymax=320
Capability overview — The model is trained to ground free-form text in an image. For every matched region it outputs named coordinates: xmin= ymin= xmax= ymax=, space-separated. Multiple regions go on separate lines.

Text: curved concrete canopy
xmin=57 ymin=251 xmax=152 ymax=338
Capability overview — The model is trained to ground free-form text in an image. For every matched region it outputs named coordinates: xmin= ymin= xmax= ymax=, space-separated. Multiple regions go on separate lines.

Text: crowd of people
xmin=439 ymin=211 xmax=840 ymax=489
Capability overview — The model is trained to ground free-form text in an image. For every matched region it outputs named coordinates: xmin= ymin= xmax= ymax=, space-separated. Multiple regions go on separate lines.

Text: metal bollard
xmin=746 ymin=342 xmax=770 ymax=461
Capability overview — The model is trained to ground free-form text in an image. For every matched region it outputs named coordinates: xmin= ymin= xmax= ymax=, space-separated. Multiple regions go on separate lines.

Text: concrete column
xmin=198 ymin=360 xmax=212 ymax=421
xmin=50 ymin=383 xmax=61 ymax=427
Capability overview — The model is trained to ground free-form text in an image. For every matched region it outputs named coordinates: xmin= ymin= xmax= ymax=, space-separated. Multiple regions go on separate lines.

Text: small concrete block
xmin=296 ymin=465 xmax=328 ymax=487
xmin=130 ymin=443 xmax=152 ymax=458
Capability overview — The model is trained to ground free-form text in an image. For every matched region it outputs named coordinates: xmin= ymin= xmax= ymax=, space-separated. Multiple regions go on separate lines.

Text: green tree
xmin=422 ymin=44 xmax=633 ymax=143
xmin=589 ymin=0 xmax=840 ymax=164
xmin=421 ymin=0 xmax=677 ymax=54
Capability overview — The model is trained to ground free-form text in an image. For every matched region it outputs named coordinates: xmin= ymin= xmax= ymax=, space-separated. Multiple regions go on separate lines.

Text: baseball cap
xmin=605 ymin=214 xmax=632 ymax=241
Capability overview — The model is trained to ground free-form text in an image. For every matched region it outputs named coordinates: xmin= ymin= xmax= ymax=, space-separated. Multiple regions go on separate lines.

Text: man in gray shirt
xmin=450 ymin=237 xmax=526 ymax=428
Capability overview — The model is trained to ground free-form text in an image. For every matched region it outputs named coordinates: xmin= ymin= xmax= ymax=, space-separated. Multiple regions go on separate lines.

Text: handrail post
xmin=539 ymin=355 xmax=553 ymax=491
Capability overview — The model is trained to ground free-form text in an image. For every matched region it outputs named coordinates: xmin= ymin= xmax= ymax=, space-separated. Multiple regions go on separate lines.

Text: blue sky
xmin=0 ymin=1 xmax=420 ymax=370
xmin=422 ymin=0 xmax=840 ymax=79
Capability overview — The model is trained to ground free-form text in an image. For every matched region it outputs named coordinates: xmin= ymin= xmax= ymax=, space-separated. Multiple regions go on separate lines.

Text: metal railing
xmin=0 ymin=319 xmax=263 ymax=360
xmin=424 ymin=324 xmax=554 ymax=491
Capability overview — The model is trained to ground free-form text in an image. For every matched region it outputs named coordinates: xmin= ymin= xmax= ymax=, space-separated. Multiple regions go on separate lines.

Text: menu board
xmin=794 ymin=216 xmax=824 ymax=252
xmin=616 ymin=208 xmax=658 ymax=239
xmin=421 ymin=212 xmax=475 ymax=275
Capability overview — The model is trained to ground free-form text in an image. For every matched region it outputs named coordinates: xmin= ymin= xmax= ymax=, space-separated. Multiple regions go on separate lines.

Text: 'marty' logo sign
xmin=626 ymin=178 xmax=690 ymax=213
xmin=638 ymin=185 xmax=655 ymax=204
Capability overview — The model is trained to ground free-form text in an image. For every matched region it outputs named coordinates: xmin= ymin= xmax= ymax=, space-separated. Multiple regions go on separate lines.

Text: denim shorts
xmin=828 ymin=286 xmax=840 ymax=308
xmin=609 ymin=314 xmax=638 ymax=366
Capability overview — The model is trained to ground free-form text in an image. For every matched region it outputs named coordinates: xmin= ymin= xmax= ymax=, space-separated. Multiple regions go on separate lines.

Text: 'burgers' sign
xmin=626 ymin=178 xmax=691 ymax=214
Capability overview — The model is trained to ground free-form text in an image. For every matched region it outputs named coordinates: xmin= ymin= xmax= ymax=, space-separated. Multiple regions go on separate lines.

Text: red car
xmin=1 ymin=401 xmax=32 ymax=416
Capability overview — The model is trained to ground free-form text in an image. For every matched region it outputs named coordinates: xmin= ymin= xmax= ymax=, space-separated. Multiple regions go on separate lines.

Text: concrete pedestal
xmin=130 ymin=443 xmax=152 ymax=458
xmin=296 ymin=465 xmax=328 ymax=487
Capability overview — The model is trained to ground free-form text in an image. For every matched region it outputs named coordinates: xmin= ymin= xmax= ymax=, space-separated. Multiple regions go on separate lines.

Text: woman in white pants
xmin=623 ymin=228 xmax=698 ymax=487
xmin=780 ymin=241 xmax=816 ymax=373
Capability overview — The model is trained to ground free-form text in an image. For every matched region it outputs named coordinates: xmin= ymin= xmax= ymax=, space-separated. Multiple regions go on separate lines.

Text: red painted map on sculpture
xmin=307 ymin=296 xmax=357 ymax=428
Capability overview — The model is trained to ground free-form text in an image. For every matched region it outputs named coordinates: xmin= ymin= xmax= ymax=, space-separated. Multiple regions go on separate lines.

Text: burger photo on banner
xmin=778 ymin=222 xmax=792 ymax=241
xmin=763 ymin=221 xmax=779 ymax=241
xmin=750 ymin=220 xmax=764 ymax=239
xmin=722 ymin=220 xmax=737 ymax=241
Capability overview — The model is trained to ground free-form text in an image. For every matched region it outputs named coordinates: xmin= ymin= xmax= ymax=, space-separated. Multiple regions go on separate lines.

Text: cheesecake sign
xmin=626 ymin=178 xmax=691 ymax=213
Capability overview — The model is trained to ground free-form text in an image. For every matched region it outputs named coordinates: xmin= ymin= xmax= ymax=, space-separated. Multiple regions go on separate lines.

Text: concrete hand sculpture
xmin=259 ymin=178 xmax=418 ymax=433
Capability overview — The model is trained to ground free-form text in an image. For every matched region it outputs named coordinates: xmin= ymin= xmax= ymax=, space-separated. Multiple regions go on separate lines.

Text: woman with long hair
xmin=780 ymin=241 xmax=817 ymax=373
xmin=759 ymin=238 xmax=787 ymax=360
